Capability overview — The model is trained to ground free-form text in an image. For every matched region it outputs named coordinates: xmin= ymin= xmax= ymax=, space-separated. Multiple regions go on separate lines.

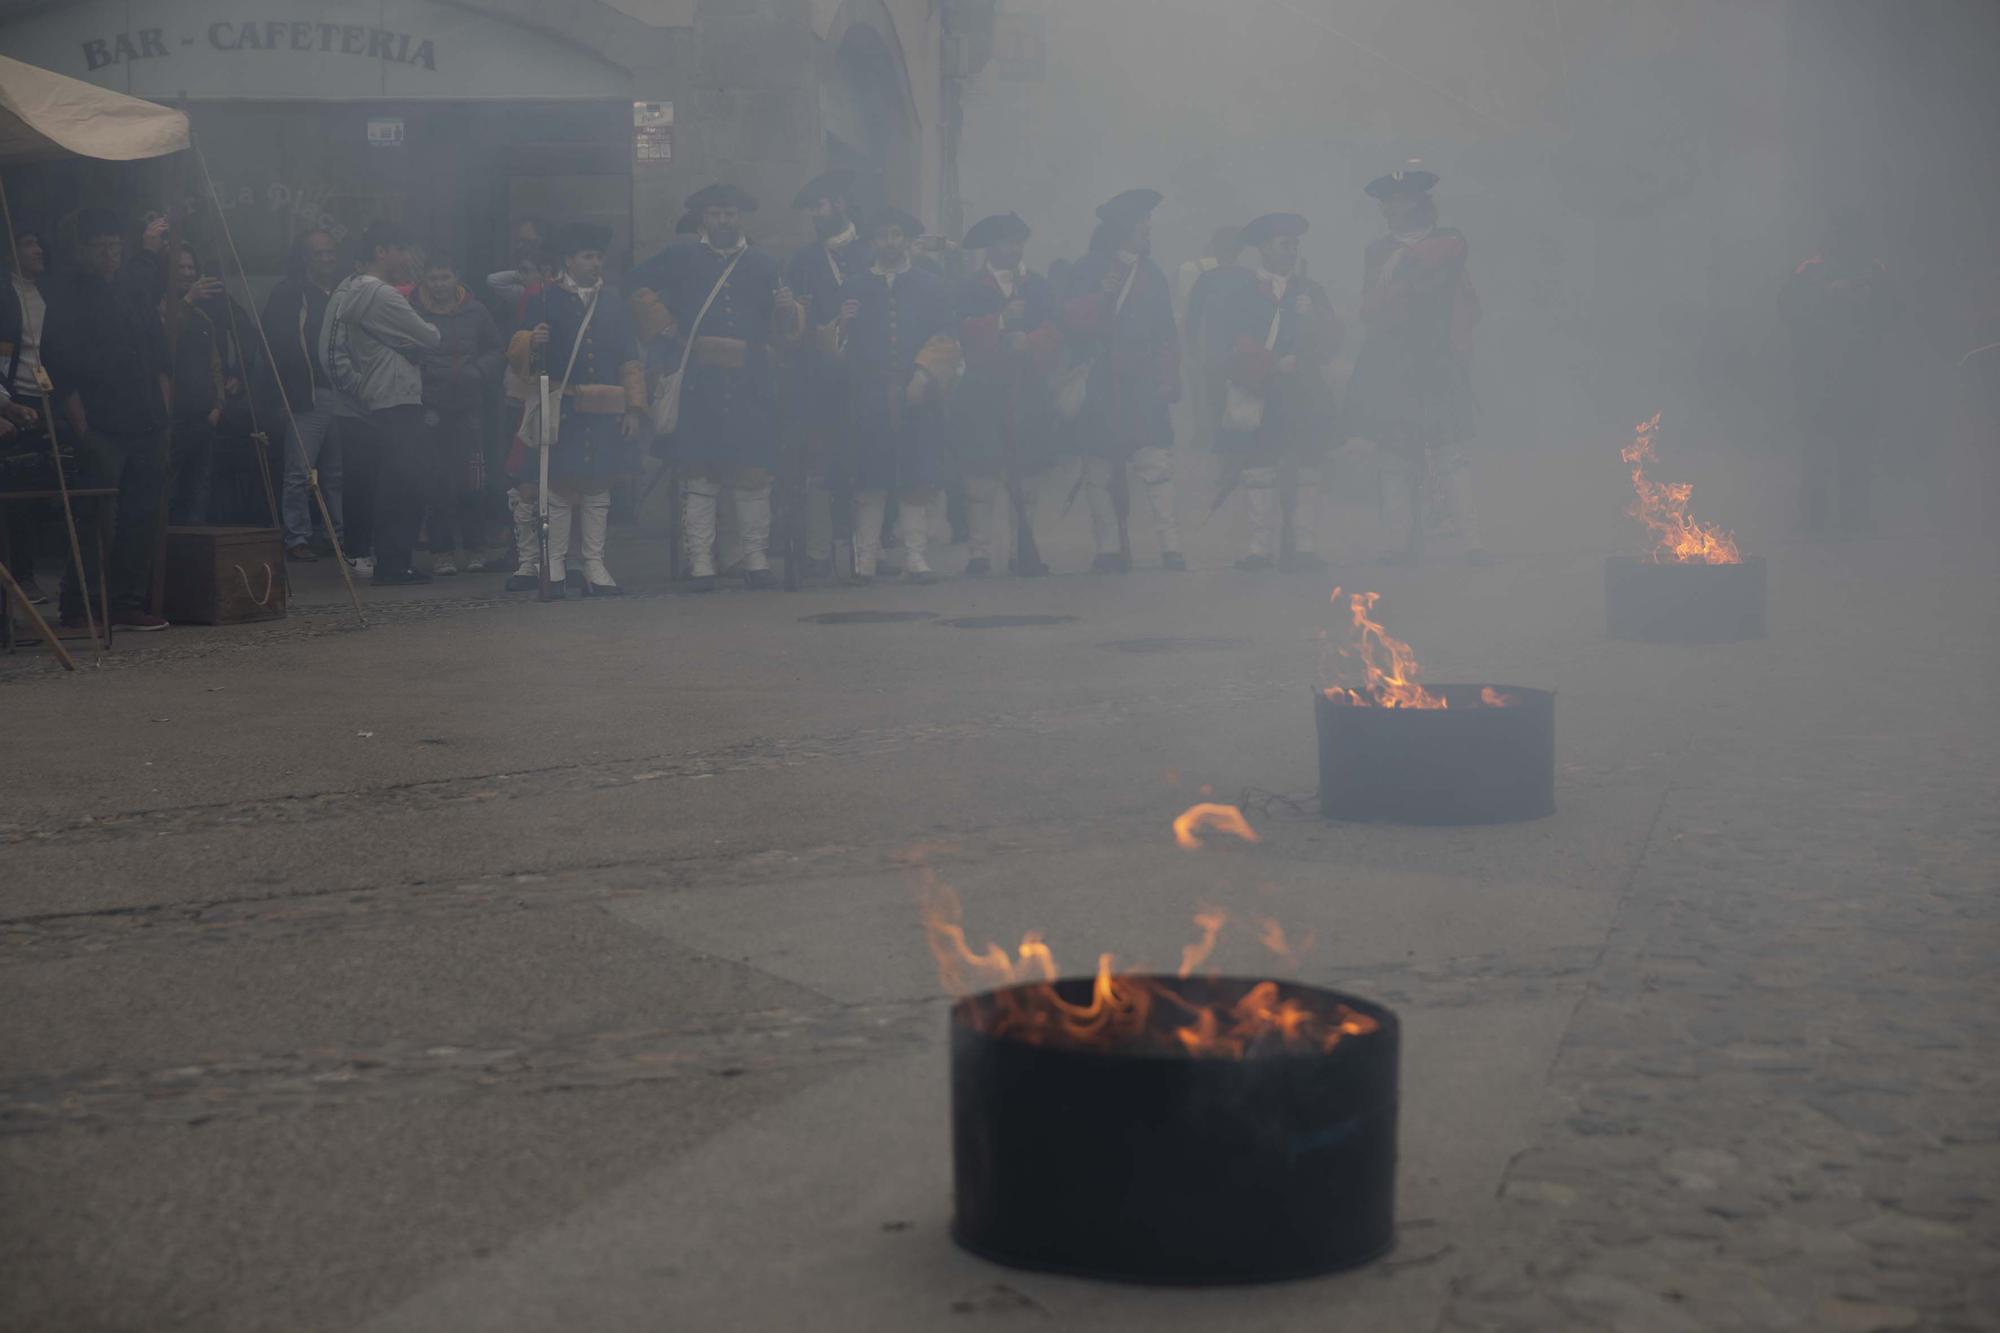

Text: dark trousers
xmin=368 ymin=404 xmax=428 ymax=576
xmin=343 ymin=422 xmax=378 ymax=560
xmin=1800 ymin=408 xmax=1873 ymax=533
xmin=59 ymin=427 xmax=167 ymax=620
xmin=169 ymin=416 xmax=216 ymax=526
xmin=422 ymin=408 xmax=481 ymax=554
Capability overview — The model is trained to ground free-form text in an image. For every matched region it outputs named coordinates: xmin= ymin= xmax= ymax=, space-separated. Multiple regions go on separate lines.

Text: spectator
xmin=163 ymin=241 xmax=224 ymax=525
xmin=263 ymin=229 xmax=344 ymax=561
xmin=412 ymin=254 xmax=502 ymax=574
xmin=1 ymin=226 xmax=54 ymax=603
xmin=40 ymin=208 xmax=173 ymax=631
xmin=319 ymin=219 xmax=441 ymax=586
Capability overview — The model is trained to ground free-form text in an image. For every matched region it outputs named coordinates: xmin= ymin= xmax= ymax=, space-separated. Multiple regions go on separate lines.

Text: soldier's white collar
xmin=702 ymin=233 xmax=748 ymax=257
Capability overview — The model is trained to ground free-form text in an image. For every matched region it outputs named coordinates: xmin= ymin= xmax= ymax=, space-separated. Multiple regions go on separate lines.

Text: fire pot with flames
xmin=950 ymin=976 xmax=1400 ymax=1284
xmin=1316 ymin=591 xmax=1555 ymax=824
xmin=1608 ymin=414 xmax=1767 ymax=642
xmin=1316 ymin=684 xmax=1557 ymax=824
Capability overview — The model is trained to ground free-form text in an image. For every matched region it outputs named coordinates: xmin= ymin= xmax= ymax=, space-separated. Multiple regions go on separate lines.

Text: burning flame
xmin=917 ymin=805 xmax=1379 ymax=1058
xmin=1172 ymin=803 xmax=1262 ymax=850
xmin=1322 ymin=588 xmax=1448 ymax=709
xmin=1620 ymin=413 xmax=1741 ymax=565
xmin=1479 ymin=687 xmax=1515 ymax=707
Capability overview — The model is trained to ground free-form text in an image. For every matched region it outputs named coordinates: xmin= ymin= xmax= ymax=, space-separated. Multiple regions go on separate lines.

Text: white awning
xmin=0 ymin=53 xmax=188 ymax=165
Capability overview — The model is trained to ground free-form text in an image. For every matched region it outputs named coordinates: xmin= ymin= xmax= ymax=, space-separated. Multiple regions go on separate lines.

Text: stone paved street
xmin=2 ymin=442 xmax=1996 ymax=1332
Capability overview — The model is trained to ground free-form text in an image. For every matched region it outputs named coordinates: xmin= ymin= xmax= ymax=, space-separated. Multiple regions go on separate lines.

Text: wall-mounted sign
xmin=368 ymin=117 xmax=405 ymax=148
xmin=633 ymin=101 xmax=673 ymax=164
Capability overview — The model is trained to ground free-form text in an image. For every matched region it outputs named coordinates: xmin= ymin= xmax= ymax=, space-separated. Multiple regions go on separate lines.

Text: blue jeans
xmin=280 ymin=398 xmax=343 ymax=548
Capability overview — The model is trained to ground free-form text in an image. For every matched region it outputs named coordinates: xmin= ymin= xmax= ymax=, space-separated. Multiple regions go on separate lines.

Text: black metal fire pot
xmin=951 ymin=977 xmax=1399 ymax=1285
xmin=1604 ymin=555 xmax=1767 ymax=642
xmin=1314 ymin=685 xmax=1555 ymax=825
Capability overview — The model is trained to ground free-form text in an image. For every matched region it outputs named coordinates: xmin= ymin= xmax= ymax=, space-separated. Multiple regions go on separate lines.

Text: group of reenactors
xmin=511 ymin=159 xmax=1484 ymax=593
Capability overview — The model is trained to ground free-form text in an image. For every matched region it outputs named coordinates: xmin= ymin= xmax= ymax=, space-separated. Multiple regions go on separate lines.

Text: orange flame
xmin=923 ymin=893 xmax=1378 ymax=1058
xmin=1255 ymin=916 xmax=1316 ymax=969
xmin=1479 ymin=687 xmax=1515 ymax=707
xmin=1172 ymin=803 xmax=1262 ymax=850
xmin=1620 ymin=413 xmax=1741 ymax=565
xmin=1321 ymin=587 xmax=1449 ymax=709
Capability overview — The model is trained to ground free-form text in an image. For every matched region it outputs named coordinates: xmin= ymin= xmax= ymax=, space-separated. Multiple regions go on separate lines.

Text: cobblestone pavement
xmin=1 ymin=486 xmax=1995 ymax=1332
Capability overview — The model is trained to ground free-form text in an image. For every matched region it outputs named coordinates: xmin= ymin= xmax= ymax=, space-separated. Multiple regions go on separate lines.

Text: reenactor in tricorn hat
xmin=1201 ymin=211 xmax=1342 ymax=570
xmin=836 ymin=206 xmax=961 ymax=583
xmin=624 ymin=184 xmax=802 ymax=590
xmin=1344 ymin=161 xmax=1488 ymax=565
xmin=1060 ymin=188 xmax=1185 ymax=572
xmin=953 ymin=211 xmax=1064 ymax=576
xmin=784 ymin=168 xmax=865 ymax=573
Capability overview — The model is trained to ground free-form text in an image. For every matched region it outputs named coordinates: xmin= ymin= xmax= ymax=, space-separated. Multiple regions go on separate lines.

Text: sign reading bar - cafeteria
xmin=1 ymin=0 xmax=632 ymax=101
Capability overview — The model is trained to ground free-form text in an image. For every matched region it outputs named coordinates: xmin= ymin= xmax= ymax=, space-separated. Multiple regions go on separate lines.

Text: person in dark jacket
xmin=786 ymin=169 xmax=864 ymax=573
xmin=163 ymin=242 xmax=225 ymax=525
xmin=412 ymin=256 xmax=502 ymax=574
xmin=1780 ymin=212 xmax=1897 ymax=535
xmin=838 ymin=207 xmax=961 ymax=583
xmin=506 ymin=221 xmax=646 ymax=595
xmin=262 ymin=229 xmax=344 ymax=560
xmin=1205 ymin=212 xmax=1342 ymax=571
xmin=1344 ymin=162 xmax=1485 ymax=565
xmin=1062 ymin=189 xmax=1184 ymax=572
xmin=40 ymin=208 xmax=174 ymax=631
xmin=954 ymin=211 xmax=1063 ymax=576
xmin=2 ymin=225 xmax=56 ymax=601
xmin=624 ymin=184 xmax=798 ymax=590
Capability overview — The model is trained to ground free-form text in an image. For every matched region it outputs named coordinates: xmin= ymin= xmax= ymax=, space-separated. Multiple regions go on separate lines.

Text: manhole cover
xmin=800 ymin=611 xmax=941 ymax=625
xmin=938 ymin=615 xmax=1081 ymax=629
xmin=1103 ymin=635 xmax=1253 ymax=653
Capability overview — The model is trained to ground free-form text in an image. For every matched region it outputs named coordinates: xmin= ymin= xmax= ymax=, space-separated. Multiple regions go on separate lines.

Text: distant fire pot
xmin=1605 ymin=555 xmax=1767 ymax=643
xmin=1314 ymin=685 xmax=1556 ymax=824
xmin=950 ymin=976 xmax=1399 ymax=1284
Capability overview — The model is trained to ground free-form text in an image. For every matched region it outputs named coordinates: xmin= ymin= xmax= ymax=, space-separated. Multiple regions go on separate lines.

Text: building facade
xmin=0 ymin=0 xmax=984 ymax=283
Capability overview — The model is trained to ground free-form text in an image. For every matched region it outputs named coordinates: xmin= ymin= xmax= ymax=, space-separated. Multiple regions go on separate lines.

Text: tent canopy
xmin=0 ymin=52 xmax=188 ymax=166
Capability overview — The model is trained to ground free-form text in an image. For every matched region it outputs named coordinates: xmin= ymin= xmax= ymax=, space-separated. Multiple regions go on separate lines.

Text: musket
xmin=777 ymin=298 xmax=804 ymax=590
xmin=536 ymin=331 xmax=553 ymax=602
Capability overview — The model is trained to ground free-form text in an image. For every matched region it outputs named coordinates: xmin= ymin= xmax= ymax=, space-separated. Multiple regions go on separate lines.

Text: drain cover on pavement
xmin=1103 ymin=635 xmax=1253 ymax=653
xmin=800 ymin=610 xmax=941 ymax=625
xmin=938 ymin=615 xmax=1080 ymax=629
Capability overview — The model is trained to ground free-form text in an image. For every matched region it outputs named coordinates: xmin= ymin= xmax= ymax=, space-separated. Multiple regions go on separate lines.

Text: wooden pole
xmin=0 ymin=556 xmax=79 ymax=670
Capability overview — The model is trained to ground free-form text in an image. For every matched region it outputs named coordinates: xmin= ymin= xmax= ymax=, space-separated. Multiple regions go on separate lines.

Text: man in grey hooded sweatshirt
xmin=320 ymin=220 xmax=440 ymax=585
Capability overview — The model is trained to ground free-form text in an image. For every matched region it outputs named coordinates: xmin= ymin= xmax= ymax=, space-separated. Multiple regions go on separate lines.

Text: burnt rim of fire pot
xmin=938 ymin=615 xmax=1081 ymax=629
xmin=799 ymin=610 xmax=942 ymax=625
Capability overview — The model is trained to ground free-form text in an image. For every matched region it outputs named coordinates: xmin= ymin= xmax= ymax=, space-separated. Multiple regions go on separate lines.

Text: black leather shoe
xmin=963 ymin=557 xmax=991 ymax=577
xmin=687 ymin=575 xmax=718 ymax=594
xmin=1234 ymin=554 xmax=1275 ymax=572
xmin=741 ymin=567 xmax=779 ymax=590
xmin=1009 ymin=558 xmax=1050 ymax=577
xmin=583 ymin=579 xmax=624 ymax=596
xmin=504 ymin=572 xmax=539 ymax=592
xmin=1161 ymin=551 xmax=1187 ymax=571
xmin=1091 ymin=552 xmax=1130 ymax=574
xmin=1281 ymin=551 xmax=1328 ymax=573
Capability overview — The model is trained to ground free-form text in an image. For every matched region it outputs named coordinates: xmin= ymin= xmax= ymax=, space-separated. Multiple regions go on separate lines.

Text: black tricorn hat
xmin=962 ymin=212 xmax=1031 ymax=251
xmin=1238 ymin=212 xmax=1309 ymax=248
xmin=1095 ymin=188 xmax=1163 ymax=228
xmin=673 ymin=211 xmax=702 ymax=236
xmin=685 ymin=183 xmax=758 ymax=214
xmin=792 ymin=169 xmax=857 ymax=210
xmin=554 ymin=220 xmax=613 ymax=258
xmin=864 ymin=206 xmax=925 ymax=239
xmin=1365 ymin=161 xmax=1439 ymax=200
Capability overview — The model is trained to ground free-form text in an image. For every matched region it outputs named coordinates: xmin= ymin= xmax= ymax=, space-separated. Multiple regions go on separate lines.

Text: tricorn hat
xmin=962 ymin=212 xmax=1031 ymax=251
xmin=864 ymin=206 xmax=925 ymax=240
xmin=792 ymin=169 xmax=857 ymax=210
xmin=1238 ymin=212 xmax=1309 ymax=248
xmin=1094 ymin=188 xmax=1163 ymax=228
xmin=1365 ymin=161 xmax=1439 ymax=200
xmin=685 ymin=183 xmax=758 ymax=214
xmin=554 ymin=220 xmax=613 ymax=258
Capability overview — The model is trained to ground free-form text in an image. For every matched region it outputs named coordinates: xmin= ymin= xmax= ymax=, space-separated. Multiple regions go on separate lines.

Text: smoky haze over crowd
xmin=959 ymin=0 xmax=2000 ymax=556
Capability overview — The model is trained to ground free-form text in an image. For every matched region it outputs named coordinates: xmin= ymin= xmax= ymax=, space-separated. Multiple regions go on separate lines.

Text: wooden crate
xmin=163 ymin=526 xmax=288 ymax=625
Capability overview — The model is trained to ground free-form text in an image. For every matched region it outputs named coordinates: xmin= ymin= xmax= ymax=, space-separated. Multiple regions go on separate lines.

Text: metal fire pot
xmin=1604 ymin=555 xmax=1767 ymax=642
xmin=1314 ymin=685 xmax=1555 ymax=825
xmin=951 ymin=977 xmax=1399 ymax=1284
